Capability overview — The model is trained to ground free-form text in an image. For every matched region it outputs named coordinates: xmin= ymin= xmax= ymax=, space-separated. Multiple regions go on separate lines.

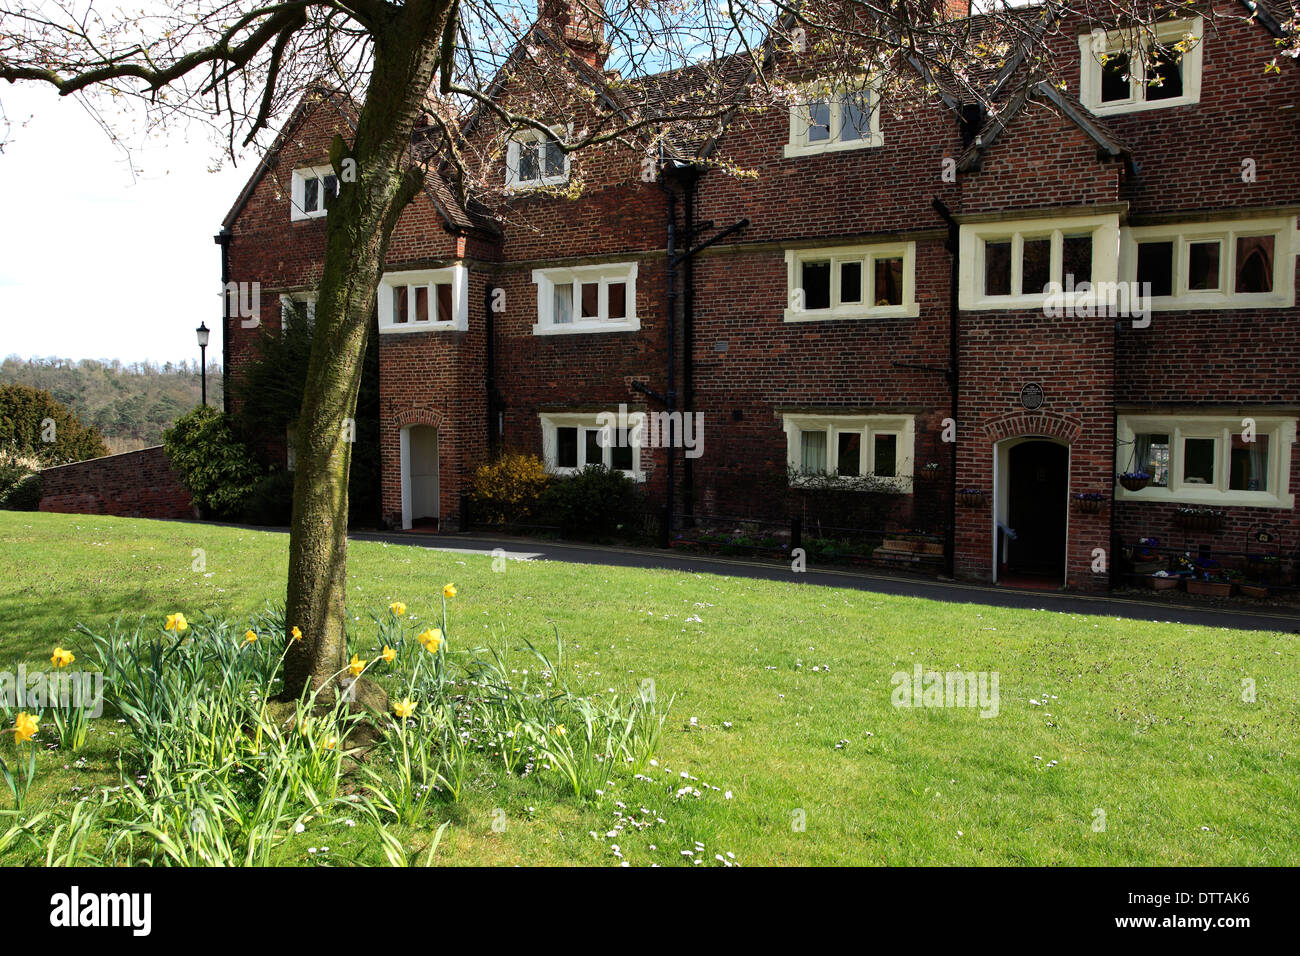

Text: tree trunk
xmin=280 ymin=0 xmax=451 ymax=700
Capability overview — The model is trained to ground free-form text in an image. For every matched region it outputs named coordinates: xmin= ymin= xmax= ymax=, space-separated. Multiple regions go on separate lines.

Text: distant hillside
xmin=0 ymin=355 xmax=223 ymax=454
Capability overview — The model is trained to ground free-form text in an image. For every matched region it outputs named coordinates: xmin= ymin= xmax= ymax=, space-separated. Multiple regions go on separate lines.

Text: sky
xmin=0 ymin=84 xmax=253 ymax=366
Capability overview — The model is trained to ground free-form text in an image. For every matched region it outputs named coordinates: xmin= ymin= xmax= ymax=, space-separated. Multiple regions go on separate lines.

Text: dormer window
xmin=506 ymin=129 xmax=569 ymax=189
xmin=378 ymin=266 xmax=469 ymax=332
xmin=291 ymin=166 xmax=338 ymax=220
xmin=1079 ymin=17 xmax=1203 ymax=115
xmin=785 ymin=80 xmax=882 ymax=157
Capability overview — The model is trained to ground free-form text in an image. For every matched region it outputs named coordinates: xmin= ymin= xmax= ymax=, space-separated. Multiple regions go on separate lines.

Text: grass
xmin=0 ymin=510 xmax=1297 ymax=866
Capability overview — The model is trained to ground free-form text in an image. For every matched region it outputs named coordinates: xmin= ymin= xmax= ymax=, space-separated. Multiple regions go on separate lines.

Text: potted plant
xmin=1073 ymin=491 xmax=1106 ymax=514
xmin=1119 ymin=470 xmax=1152 ymax=492
xmin=958 ymin=487 xmax=986 ymax=507
xmin=1186 ymin=561 xmax=1233 ymax=597
xmin=1132 ymin=536 xmax=1163 ymax=574
xmin=1148 ymin=570 xmax=1180 ymax=591
xmin=1175 ymin=506 xmax=1225 ymax=533
xmin=918 ymin=461 xmax=942 ymax=482
xmin=1239 ymin=581 xmax=1270 ymax=599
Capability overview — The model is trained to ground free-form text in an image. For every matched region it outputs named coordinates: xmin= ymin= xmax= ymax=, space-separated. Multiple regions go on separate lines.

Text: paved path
xmin=351 ymin=529 xmax=1300 ymax=635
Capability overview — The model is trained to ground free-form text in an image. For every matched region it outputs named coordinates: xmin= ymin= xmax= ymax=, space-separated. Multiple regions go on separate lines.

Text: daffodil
xmin=290 ymin=626 xmax=303 ymax=642
xmin=50 ymin=647 xmax=75 ymax=669
xmin=381 ymin=645 xmax=396 ymax=663
xmin=554 ymin=724 xmax=566 ymax=737
xmin=164 ymin=612 xmax=188 ymax=632
xmin=348 ymin=654 xmax=366 ymax=677
xmin=417 ymin=628 xmax=443 ymax=653
xmin=393 ymin=698 xmax=416 ymax=720
xmin=442 ymin=583 xmax=457 ymax=599
xmin=321 ymin=735 xmax=337 ymax=751
xmin=13 ymin=712 xmax=38 ymax=745
xmin=243 ymin=630 xmax=258 ymax=645
xmin=389 ymin=601 xmax=407 ymax=616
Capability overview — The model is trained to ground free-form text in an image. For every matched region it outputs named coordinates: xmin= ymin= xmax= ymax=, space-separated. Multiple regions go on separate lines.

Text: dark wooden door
xmin=1007 ymin=441 xmax=1068 ymax=575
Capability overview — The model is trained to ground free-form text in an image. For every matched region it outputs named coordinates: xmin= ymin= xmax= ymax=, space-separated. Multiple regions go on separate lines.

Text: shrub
xmin=162 ymin=405 xmax=264 ymax=518
xmin=537 ymin=465 xmax=645 ymax=539
xmin=0 ymin=471 xmax=43 ymax=511
xmin=0 ymin=384 xmax=107 ymax=465
xmin=467 ymin=452 xmax=551 ymax=525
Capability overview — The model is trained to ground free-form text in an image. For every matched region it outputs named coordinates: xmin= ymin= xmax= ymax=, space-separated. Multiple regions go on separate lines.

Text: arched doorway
xmin=994 ymin=437 xmax=1069 ymax=586
xmin=400 ymin=425 xmax=439 ymax=530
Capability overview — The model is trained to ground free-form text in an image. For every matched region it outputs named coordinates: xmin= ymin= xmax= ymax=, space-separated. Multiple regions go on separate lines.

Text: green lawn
xmin=0 ymin=510 xmax=1296 ymax=865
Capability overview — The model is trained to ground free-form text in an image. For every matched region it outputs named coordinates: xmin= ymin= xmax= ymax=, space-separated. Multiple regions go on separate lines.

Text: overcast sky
xmin=0 ymin=84 xmax=252 ymax=366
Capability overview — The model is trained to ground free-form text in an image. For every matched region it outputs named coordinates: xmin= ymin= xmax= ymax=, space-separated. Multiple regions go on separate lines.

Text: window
xmin=1121 ymin=218 xmax=1296 ymax=310
xmin=506 ymin=128 xmax=569 ymax=189
xmin=540 ymin=412 xmax=643 ymax=479
xmin=279 ymin=293 xmax=316 ymax=332
xmin=1079 ymin=17 xmax=1203 ymax=115
xmin=377 ymin=266 xmax=468 ymax=333
xmin=785 ymin=81 xmax=882 ymax=156
xmin=959 ymin=213 xmax=1120 ymax=310
xmin=1116 ymin=414 xmax=1296 ymax=507
xmin=784 ymin=244 xmax=917 ymax=321
xmin=291 ymin=166 xmax=339 ymax=221
xmin=781 ymin=413 xmax=915 ymax=487
xmin=532 ymin=262 xmax=639 ymax=334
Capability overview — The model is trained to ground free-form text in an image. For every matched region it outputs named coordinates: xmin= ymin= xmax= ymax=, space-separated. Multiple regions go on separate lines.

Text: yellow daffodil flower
xmin=243 ymin=630 xmax=258 ymax=645
xmin=442 ymin=583 xmax=457 ymax=599
xmin=164 ymin=612 xmax=188 ymax=632
xmin=381 ymin=645 xmax=396 ymax=663
xmin=393 ymin=698 xmax=416 ymax=720
xmin=554 ymin=724 xmax=566 ymax=737
xmin=50 ymin=647 xmax=75 ymax=669
xmin=389 ymin=601 xmax=406 ymax=616
xmin=417 ymin=628 xmax=444 ymax=653
xmin=321 ymin=735 xmax=337 ymax=751
xmin=348 ymin=654 xmax=366 ymax=677
xmin=13 ymin=712 xmax=38 ymax=744
xmin=290 ymin=626 xmax=303 ymax=642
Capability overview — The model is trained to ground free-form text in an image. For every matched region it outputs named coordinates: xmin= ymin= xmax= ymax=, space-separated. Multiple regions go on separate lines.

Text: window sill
xmin=1145 ymin=292 xmax=1294 ymax=311
xmin=783 ymin=304 xmax=917 ymax=322
xmin=1116 ymin=487 xmax=1295 ymax=509
xmin=783 ymin=137 xmax=882 ymax=159
xmin=532 ymin=319 xmax=640 ymax=336
xmin=506 ymin=177 xmax=570 ymax=193
xmin=379 ymin=321 xmax=465 ymax=334
xmin=290 ymin=210 xmax=328 ymax=223
xmin=1085 ymin=96 xmax=1198 ymax=116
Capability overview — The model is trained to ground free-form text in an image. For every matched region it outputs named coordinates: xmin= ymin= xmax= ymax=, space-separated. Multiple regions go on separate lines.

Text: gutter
xmin=214 ymin=227 xmax=232 ymax=412
xmin=932 ymin=198 xmax=960 ymax=580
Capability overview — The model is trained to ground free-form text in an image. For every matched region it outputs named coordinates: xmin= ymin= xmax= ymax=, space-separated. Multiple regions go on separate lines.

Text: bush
xmin=162 ymin=405 xmax=264 ymax=519
xmin=239 ymin=469 xmax=296 ymax=527
xmin=467 ymin=452 xmax=552 ymax=525
xmin=537 ymin=465 xmax=645 ymax=540
xmin=0 ymin=471 xmax=43 ymax=511
xmin=0 ymin=384 xmax=107 ymax=465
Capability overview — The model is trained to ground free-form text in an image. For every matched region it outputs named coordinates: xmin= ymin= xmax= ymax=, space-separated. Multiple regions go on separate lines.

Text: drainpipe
xmin=214 ymin=227 xmax=232 ymax=413
xmin=484 ymin=278 xmax=499 ymax=455
xmin=682 ymin=167 xmax=699 ymax=522
xmin=658 ymin=176 xmax=680 ymax=531
xmin=932 ymin=198 xmax=960 ymax=580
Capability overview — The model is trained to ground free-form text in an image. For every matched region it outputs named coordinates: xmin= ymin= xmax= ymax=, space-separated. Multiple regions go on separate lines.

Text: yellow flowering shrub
xmin=467 ymin=452 xmax=551 ymax=525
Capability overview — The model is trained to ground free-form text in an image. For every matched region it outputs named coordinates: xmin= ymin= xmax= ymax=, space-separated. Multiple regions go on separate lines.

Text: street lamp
xmin=196 ymin=322 xmax=210 ymax=406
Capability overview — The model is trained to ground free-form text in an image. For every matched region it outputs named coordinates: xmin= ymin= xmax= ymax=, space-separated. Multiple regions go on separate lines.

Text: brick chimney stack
xmin=540 ymin=0 xmax=609 ymax=70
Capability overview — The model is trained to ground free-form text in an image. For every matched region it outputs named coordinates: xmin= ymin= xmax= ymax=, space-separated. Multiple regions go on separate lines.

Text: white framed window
xmin=1121 ymin=217 xmax=1297 ymax=310
xmin=1078 ymin=16 xmax=1203 ymax=115
xmin=291 ymin=165 xmax=339 ymax=221
xmin=784 ymin=80 xmax=882 ymax=157
xmin=959 ymin=213 xmax=1120 ymax=310
xmin=785 ymin=243 xmax=918 ymax=321
xmin=1116 ymin=413 xmax=1296 ymax=508
xmin=506 ymin=128 xmax=570 ymax=189
xmin=539 ymin=412 xmax=643 ymax=480
xmin=279 ymin=292 xmax=316 ymax=332
xmin=532 ymin=262 xmax=639 ymax=335
xmin=378 ymin=265 xmax=469 ymax=333
xmin=781 ymin=413 xmax=915 ymax=489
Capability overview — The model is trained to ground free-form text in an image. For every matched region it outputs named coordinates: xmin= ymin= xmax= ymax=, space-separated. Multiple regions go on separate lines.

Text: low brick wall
xmin=40 ymin=445 xmax=193 ymax=519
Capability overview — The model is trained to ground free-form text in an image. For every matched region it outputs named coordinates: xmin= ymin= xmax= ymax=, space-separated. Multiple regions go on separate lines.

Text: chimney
xmin=942 ymin=0 xmax=971 ymax=19
xmin=540 ymin=0 xmax=609 ymax=70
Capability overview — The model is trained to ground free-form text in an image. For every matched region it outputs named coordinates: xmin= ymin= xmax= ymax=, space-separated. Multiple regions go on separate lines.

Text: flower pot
xmin=958 ymin=492 xmax=986 ymax=507
xmin=1187 ymin=579 xmax=1233 ymax=597
xmin=1148 ymin=575 xmax=1181 ymax=591
xmin=917 ymin=468 xmax=941 ymax=482
xmin=1075 ymin=497 xmax=1105 ymax=515
xmin=1119 ymin=475 xmax=1151 ymax=492
xmin=1239 ymin=584 xmax=1269 ymax=599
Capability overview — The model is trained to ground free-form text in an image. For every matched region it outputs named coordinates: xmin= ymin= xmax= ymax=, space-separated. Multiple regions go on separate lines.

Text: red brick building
xmin=220 ymin=1 xmax=1300 ymax=591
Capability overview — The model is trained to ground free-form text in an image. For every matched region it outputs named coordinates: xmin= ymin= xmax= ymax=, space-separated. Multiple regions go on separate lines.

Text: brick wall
xmin=39 ymin=446 xmax=193 ymax=520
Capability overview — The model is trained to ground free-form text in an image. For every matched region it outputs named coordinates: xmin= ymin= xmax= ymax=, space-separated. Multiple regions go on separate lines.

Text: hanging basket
xmin=917 ymin=465 xmax=942 ymax=482
xmin=1074 ymin=495 xmax=1106 ymax=515
xmin=958 ymin=489 xmax=986 ymax=507
xmin=1176 ymin=509 xmax=1225 ymax=533
xmin=1119 ymin=473 xmax=1152 ymax=492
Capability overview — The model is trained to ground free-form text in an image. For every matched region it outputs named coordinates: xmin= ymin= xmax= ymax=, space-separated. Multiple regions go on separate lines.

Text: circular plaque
xmin=1019 ymin=383 xmax=1044 ymax=410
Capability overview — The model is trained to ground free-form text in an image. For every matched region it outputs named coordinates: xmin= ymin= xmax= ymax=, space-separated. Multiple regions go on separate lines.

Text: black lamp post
xmin=196 ymin=322 xmax=210 ymax=406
